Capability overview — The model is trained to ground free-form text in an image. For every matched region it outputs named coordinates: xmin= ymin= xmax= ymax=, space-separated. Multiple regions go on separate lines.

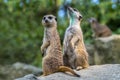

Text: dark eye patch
xmin=48 ymin=16 xmax=53 ymax=19
xmin=43 ymin=17 xmax=46 ymax=20
xmin=55 ymin=17 xmax=57 ymax=21
xmin=73 ymin=8 xmax=78 ymax=12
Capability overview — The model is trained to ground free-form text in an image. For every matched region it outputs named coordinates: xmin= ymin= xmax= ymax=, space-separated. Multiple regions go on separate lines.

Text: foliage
xmin=0 ymin=0 xmax=120 ymax=67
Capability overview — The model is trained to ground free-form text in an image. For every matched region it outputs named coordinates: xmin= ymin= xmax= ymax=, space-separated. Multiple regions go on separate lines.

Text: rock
xmin=15 ymin=74 xmax=38 ymax=80
xmin=0 ymin=62 xmax=42 ymax=80
xmin=94 ymin=35 xmax=120 ymax=64
xmin=85 ymin=35 xmax=120 ymax=65
xmin=15 ymin=64 xmax=120 ymax=80
xmin=13 ymin=62 xmax=42 ymax=75
xmin=85 ymin=44 xmax=95 ymax=65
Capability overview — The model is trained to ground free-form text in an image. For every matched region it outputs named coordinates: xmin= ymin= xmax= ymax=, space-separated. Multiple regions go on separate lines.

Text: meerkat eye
xmin=73 ymin=8 xmax=78 ymax=12
xmin=55 ymin=17 xmax=57 ymax=21
xmin=48 ymin=16 xmax=53 ymax=19
xmin=43 ymin=17 xmax=46 ymax=20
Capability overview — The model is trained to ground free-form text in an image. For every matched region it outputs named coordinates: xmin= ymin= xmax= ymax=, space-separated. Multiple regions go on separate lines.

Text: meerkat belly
xmin=75 ymin=41 xmax=88 ymax=57
xmin=43 ymin=44 xmax=63 ymax=67
xmin=65 ymin=32 xmax=74 ymax=55
xmin=76 ymin=43 xmax=87 ymax=55
xmin=43 ymin=55 xmax=63 ymax=72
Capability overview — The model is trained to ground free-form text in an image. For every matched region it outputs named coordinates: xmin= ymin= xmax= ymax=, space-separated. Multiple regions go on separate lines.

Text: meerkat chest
xmin=70 ymin=26 xmax=83 ymax=37
xmin=46 ymin=31 xmax=61 ymax=53
xmin=64 ymin=26 xmax=83 ymax=47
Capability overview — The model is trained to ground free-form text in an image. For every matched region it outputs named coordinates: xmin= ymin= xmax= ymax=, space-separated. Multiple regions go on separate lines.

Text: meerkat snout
xmin=67 ymin=7 xmax=82 ymax=21
xmin=44 ymin=19 xmax=48 ymax=23
xmin=88 ymin=17 xmax=97 ymax=23
xmin=67 ymin=7 xmax=72 ymax=12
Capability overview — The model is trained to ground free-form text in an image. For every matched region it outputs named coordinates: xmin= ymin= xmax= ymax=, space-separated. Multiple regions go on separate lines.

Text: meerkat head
xmin=88 ymin=17 xmax=97 ymax=24
xmin=67 ymin=7 xmax=82 ymax=21
xmin=42 ymin=15 xmax=57 ymax=27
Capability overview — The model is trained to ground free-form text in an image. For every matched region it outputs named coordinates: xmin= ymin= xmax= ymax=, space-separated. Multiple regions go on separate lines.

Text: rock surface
xmin=94 ymin=35 xmax=120 ymax=64
xmin=86 ymin=44 xmax=95 ymax=65
xmin=13 ymin=62 xmax=42 ymax=75
xmin=15 ymin=64 xmax=120 ymax=80
xmin=0 ymin=62 xmax=42 ymax=80
xmin=85 ymin=35 xmax=120 ymax=65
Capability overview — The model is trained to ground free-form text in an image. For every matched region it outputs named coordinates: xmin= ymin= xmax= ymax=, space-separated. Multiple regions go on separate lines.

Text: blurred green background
xmin=0 ymin=0 xmax=120 ymax=67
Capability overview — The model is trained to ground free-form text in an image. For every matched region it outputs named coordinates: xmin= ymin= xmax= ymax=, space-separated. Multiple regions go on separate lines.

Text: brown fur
xmin=63 ymin=7 xmax=89 ymax=70
xmin=41 ymin=14 xmax=80 ymax=77
xmin=88 ymin=17 xmax=112 ymax=38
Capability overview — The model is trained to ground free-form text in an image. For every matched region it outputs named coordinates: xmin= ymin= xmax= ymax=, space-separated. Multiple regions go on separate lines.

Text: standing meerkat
xmin=41 ymin=14 xmax=80 ymax=77
xmin=88 ymin=17 xmax=112 ymax=38
xmin=63 ymin=7 xmax=89 ymax=70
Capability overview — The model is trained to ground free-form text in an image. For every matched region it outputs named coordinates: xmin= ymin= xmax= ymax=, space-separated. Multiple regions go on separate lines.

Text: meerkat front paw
xmin=41 ymin=46 xmax=45 ymax=56
xmin=41 ymin=46 xmax=44 ymax=53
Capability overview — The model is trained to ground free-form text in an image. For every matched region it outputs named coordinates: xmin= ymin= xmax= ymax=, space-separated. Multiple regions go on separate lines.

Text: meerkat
xmin=88 ymin=17 xmax=112 ymax=38
xmin=41 ymin=14 xmax=80 ymax=77
xmin=63 ymin=7 xmax=89 ymax=70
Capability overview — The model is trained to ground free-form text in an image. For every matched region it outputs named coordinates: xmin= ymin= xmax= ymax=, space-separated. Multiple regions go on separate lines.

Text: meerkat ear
xmin=55 ymin=17 xmax=57 ymax=21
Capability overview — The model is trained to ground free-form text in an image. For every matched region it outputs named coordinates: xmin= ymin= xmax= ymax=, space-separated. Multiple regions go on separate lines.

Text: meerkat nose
xmin=67 ymin=6 xmax=71 ymax=10
xmin=45 ymin=20 xmax=48 ymax=23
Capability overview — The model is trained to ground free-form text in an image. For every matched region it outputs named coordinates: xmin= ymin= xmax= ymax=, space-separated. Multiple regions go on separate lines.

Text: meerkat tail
xmin=58 ymin=66 xmax=80 ymax=77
